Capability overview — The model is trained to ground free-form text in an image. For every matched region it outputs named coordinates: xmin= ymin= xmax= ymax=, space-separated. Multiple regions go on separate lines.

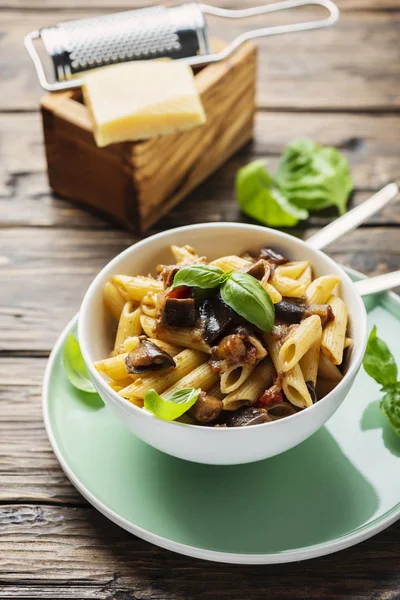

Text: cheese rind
xmin=83 ymin=61 xmax=206 ymax=147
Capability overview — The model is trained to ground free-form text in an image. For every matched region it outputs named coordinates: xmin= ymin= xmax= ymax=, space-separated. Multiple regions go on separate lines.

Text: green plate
xmin=43 ymin=271 xmax=400 ymax=564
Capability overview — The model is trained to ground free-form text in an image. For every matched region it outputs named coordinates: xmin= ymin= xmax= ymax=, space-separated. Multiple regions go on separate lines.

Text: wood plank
xmin=0 ymin=112 xmax=399 ymax=230
xmin=2 ymin=9 xmax=399 ymax=111
xmin=0 ymin=226 xmax=398 ymax=354
xmin=0 ymin=503 xmax=399 ymax=598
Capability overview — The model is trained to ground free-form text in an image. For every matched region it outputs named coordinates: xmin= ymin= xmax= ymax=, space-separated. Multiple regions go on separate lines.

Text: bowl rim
xmin=78 ymin=222 xmax=368 ymax=433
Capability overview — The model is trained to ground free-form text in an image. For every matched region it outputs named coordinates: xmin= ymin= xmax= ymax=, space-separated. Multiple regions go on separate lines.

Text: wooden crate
xmin=40 ymin=41 xmax=257 ymax=232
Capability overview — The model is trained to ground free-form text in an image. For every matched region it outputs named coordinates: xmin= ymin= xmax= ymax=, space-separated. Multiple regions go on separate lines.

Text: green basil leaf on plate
xmin=220 ymin=271 xmax=275 ymax=332
xmin=236 ymin=159 xmax=308 ymax=228
xmin=63 ymin=333 xmax=97 ymax=393
xmin=276 ymin=138 xmax=353 ymax=216
xmin=363 ymin=325 xmax=398 ymax=387
xmin=144 ymin=387 xmax=201 ymax=421
xmin=380 ymin=382 xmax=400 ymax=437
xmin=172 ymin=264 xmax=228 ymax=290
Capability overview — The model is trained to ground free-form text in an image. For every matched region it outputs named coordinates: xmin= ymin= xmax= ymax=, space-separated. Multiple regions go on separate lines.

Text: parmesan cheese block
xmin=82 ymin=60 xmax=206 ymax=147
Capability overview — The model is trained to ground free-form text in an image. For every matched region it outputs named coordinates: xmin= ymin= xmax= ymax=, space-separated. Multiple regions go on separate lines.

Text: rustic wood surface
xmin=0 ymin=0 xmax=399 ymax=597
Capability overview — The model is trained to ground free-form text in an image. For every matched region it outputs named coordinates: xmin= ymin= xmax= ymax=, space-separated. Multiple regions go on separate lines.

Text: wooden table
xmin=1 ymin=0 xmax=399 ymax=597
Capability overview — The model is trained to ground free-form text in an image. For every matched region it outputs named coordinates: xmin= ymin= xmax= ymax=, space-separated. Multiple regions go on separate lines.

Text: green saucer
xmin=43 ymin=272 xmax=400 ymax=564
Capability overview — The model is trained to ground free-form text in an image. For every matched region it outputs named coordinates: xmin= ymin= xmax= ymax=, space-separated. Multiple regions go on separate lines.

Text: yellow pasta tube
xmin=279 ymin=315 xmax=322 ymax=372
xmin=261 ymin=281 xmax=282 ymax=304
xmin=344 ymin=337 xmax=353 ymax=349
xmin=113 ymin=302 xmax=142 ymax=352
xmin=275 ymin=261 xmax=309 ymax=280
xmin=140 ymin=292 xmax=158 ymax=317
xmin=171 ymin=244 xmax=199 ymax=264
xmin=270 ymin=273 xmax=306 ymax=298
xmin=220 ymin=362 xmax=257 ymax=395
xmin=112 ymin=275 xmax=163 ymax=301
xmin=306 ymin=275 xmax=340 ymax=305
xmin=297 ymin=264 xmax=312 ymax=288
xmin=140 ymin=315 xmax=211 ymax=353
xmin=321 ymin=295 xmax=348 ymax=365
xmin=264 ymin=334 xmax=312 ymax=409
xmin=163 ymin=362 xmax=219 ymax=398
xmin=103 ymin=282 xmax=126 ymax=320
xmin=118 ymin=349 xmax=207 ymax=400
xmin=300 ymin=338 xmax=321 ymax=386
xmin=318 ymin=353 xmax=343 ymax=382
xmin=120 ymin=336 xmax=181 ymax=357
xmin=248 ymin=335 xmax=268 ymax=360
xmin=209 ymin=255 xmax=251 ymax=272
xmin=223 ymin=358 xmax=274 ymax=411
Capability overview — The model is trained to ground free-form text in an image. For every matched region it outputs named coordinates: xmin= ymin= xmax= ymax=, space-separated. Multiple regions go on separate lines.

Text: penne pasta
xmin=275 ymin=261 xmax=309 ymax=280
xmin=223 ymin=358 xmax=274 ymax=411
xmin=297 ymin=264 xmax=312 ymax=288
xmin=270 ymin=272 xmax=306 ymax=298
xmin=120 ymin=336 xmax=181 ymax=357
xmin=113 ymin=302 xmax=142 ymax=352
xmin=103 ymin=281 xmax=126 ymax=320
xmin=163 ymin=362 xmax=219 ymax=398
xmin=112 ymin=274 xmax=163 ymax=302
xmin=344 ymin=336 xmax=353 ymax=349
xmin=300 ymin=338 xmax=321 ymax=386
xmin=321 ymin=295 xmax=348 ymax=365
xmin=265 ymin=334 xmax=312 ymax=408
xmin=140 ymin=292 xmax=158 ymax=317
xmin=140 ymin=314 xmax=211 ymax=353
xmin=119 ymin=349 xmax=207 ymax=400
xmin=220 ymin=362 xmax=256 ymax=395
xmin=171 ymin=244 xmax=199 ymax=264
xmin=279 ymin=315 xmax=322 ymax=372
xmin=209 ymin=255 xmax=251 ymax=272
xmin=261 ymin=281 xmax=282 ymax=304
xmin=306 ymin=275 xmax=340 ymax=305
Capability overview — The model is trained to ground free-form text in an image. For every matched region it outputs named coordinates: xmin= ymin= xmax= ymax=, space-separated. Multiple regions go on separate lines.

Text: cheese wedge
xmin=83 ymin=60 xmax=206 ymax=147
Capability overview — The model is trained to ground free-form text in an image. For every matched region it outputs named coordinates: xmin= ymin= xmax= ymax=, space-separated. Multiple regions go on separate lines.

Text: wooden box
xmin=40 ymin=42 xmax=257 ymax=232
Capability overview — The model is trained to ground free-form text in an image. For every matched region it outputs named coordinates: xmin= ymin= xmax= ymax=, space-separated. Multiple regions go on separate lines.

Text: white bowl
xmin=78 ymin=223 xmax=367 ymax=465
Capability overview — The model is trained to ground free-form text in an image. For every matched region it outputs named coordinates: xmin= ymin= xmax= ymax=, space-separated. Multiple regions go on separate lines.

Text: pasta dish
xmin=94 ymin=244 xmax=350 ymax=427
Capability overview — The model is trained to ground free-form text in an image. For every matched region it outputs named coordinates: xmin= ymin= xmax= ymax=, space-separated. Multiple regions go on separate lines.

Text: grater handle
xmin=185 ymin=0 xmax=339 ymax=66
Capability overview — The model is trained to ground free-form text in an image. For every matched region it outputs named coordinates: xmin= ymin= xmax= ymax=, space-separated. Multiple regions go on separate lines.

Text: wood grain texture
xmin=2 ymin=9 xmax=400 ymax=111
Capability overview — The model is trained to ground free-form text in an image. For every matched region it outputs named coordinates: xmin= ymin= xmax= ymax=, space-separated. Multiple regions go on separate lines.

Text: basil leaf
xmin=172 ymin=264 xmax=227 ymax=290
xmin=380 ymin=382 xmax=400 ymax=437
xmin=276 ymin=139 xmax=353 ymax=216
xmin=144 ymin=387 xmax=200 ymax=421
xmin=236 ymin=160 xmax=308 ymax=228
xmin=363 ymin=326 xmax=398 ymax=387
xmin=220 ymin=272 xmax=275 ymax=332
xmin=63 ymin=333 xmax=96 ymax=393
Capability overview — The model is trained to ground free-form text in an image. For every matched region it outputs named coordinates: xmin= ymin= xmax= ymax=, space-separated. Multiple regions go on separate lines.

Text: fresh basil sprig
xmin=363 ymin=326 xmax=400 ymax=436
xmin=220 ymin=271 xmax=274 ymax=332
xmin=63 ymin=333 xmax=97 ymax=393
xmin=144 ymin=387 xmax=200 ymax=421
xmin=172 ymin=264 xmax=229 ymax=289
xmin=171 ymin=265 xmax=275 ymax=332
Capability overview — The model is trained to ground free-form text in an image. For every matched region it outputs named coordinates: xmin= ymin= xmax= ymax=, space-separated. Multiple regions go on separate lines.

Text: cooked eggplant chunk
xmin=266 ymin=402 xmax=297 ymax=420
xmin=162 ymin=297 xmax=197 ymax=327
xmin=226 ymin=406 xmax=271 ymax=427
xmin=275 ymin=300 xmax=306 ymax=324
xmin=242 ymin=259 xmax=270 ymax=281
xmin=125 ymin=339 xmax=175 ymax=374
xmin=258 ymin=248 xmax=288 ymax=265
xmin=306 ymin=381 xmax=318 ymax=404
xmin=305 ymin=303 xmax=334 ymax=327
xmin=189 ymin=392 xmax=224 ymax=424
xmin=198 ymin=295 xmax=236 ymax=346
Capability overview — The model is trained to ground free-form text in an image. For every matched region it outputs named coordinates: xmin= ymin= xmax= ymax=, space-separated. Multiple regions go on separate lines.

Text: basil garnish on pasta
xmin=363 ymin=326 xmax=400 ymax=436
xmin=63 ymin=333 xmax=97 ymax=393
xmin=171 ymin=265 xmax=275 ymax=332
xmin=144 ymin=387 xmax=201 ymax=421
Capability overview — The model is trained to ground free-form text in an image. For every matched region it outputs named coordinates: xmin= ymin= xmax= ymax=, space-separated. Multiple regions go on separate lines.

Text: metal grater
xmin=25 ymin=0 xmax=339 ymax=92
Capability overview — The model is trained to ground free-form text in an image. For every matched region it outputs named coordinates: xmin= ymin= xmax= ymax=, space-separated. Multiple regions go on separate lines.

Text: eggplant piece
xmin=265 ymin=402 xmax=297 ymax=420
xmin=258 ymin=248 xmax=289 ymax=265
xmin=305 ymin=303 xmax=334 ymax=327
xmin=125 ymin=339 xmax=175 ymax=374
xmin=242 ymin=259 xmax=270 ymax=281
xmin=275 ymin=300 xmax=306 ymax=324
xmin=189 ymin=392 xmax=224 ymax=424
xmin=162 ymin=297 xmax=197 ymax=327
xmin=306 ymin=381 xmax=318 ymax=404
xmin=212 ymin=334 xmax=247 ymax=365
xmin=198 ymin=295 xmax=236 ymax=346
xmin=226 ymin=406 xmax=271 ymax=427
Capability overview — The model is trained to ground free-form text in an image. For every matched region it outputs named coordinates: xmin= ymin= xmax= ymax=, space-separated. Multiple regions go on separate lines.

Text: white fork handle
xmin=307 ymin=183 xmax=399 ymax=251
xmin=355 ymin=271 xmax=400 ymax=297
